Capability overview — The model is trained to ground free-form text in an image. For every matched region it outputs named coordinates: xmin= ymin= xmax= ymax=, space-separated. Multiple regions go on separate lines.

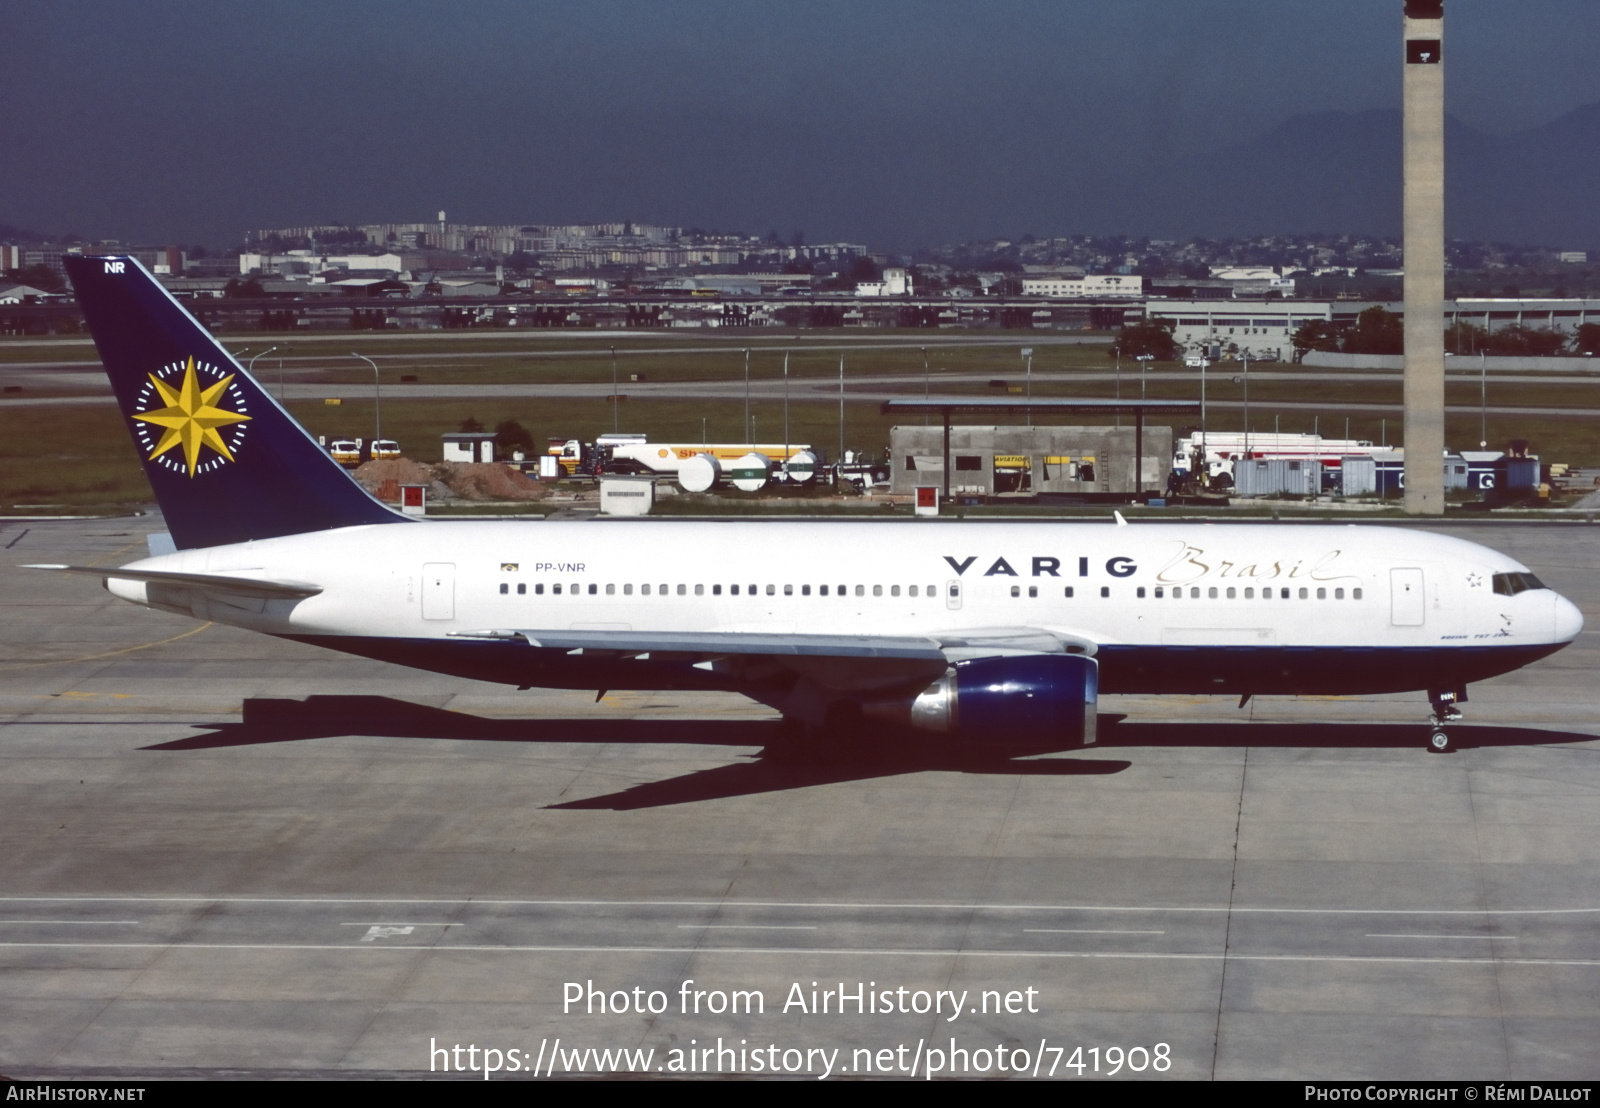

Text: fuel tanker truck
xmin=547 ymin=437 xmax=817 ymax=491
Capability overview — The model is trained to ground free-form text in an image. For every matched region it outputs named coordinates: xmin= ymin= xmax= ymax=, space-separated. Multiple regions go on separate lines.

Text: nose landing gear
xmin=1427 ymin=688 xmax=1464 ymax=753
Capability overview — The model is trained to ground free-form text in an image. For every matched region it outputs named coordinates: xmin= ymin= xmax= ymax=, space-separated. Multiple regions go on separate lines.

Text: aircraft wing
xmin=24 ymin=564 xmax=323 ymax=600
xmin=449 ymin=626 xmax=1096 ymax=662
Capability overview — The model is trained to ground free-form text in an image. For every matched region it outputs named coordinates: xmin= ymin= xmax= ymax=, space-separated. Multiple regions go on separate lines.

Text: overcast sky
xmin=4 ymin=0 xmax=1599 ymax=250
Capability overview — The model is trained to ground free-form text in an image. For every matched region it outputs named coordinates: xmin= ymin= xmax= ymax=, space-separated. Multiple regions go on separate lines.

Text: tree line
xmin=1291 ymin=307 xmax=1600 ymax=358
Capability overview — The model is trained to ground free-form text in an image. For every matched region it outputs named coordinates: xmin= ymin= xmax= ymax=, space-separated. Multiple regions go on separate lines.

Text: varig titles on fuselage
xmin=943 ymin=541 xmax=1363 ymax=586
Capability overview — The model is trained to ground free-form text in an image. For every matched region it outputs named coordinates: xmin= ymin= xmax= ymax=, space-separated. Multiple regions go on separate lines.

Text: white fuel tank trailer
xmin=677 ymin=452 xmax=722 ymax=493
xmin=729 ymin=452 xmax=773 ymax=492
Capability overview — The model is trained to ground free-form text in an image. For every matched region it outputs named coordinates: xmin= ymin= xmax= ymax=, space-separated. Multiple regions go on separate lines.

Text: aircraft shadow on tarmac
xmin=139 ymin=695 xmax=1594 ymax=811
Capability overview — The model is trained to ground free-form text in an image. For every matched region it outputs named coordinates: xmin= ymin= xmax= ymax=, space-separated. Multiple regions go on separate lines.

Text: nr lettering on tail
xmin=64 ymin=255 xmax=406 ymax=549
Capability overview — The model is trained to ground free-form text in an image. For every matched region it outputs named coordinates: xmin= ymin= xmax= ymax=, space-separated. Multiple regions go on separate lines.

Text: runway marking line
xmin=3 ymin=895 xmax=1598 ymax=916
xmin=0 ymin=621 xmax=212 ymax=670
xmin=0 ymin=941 xmax=1594 ymax=968
xmin=676 ymin=925 xmax=818 ymax=931
xmin=1024 ymin=928 xmax=1165 ymax=935
xmin=0 ymin=920 xmax=140 ymax=925
xmin=1365 ymin=933 xmax=1502 ymax=940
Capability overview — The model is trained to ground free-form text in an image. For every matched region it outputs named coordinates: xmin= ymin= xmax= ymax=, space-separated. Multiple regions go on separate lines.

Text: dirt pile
xmin=353 ymin=459 xmax=549 ymax=502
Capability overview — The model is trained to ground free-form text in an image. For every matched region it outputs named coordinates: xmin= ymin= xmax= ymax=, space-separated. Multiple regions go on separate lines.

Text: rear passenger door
xmin=422 ymin=563 xmax=455 ymax=621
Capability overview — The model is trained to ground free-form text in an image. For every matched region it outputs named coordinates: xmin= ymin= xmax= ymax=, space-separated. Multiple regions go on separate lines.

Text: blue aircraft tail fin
xmin=64 ymin=255 xmax=408 ymax=549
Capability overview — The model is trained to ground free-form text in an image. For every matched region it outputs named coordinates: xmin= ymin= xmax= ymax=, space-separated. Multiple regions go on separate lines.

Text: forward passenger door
xmin=1390 ymin=567 xmax=1425 ymax=626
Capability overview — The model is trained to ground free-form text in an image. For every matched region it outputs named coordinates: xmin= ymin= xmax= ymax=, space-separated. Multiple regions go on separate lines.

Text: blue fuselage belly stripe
xmin=1093 ymin=642 xmax=1564 ymax=695
xmin=283 ymin=635 xmax=1561 ymax=697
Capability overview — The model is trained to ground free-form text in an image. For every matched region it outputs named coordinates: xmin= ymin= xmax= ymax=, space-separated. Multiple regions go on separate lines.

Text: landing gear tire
xmin=1428 ymin=728 xmax=1454 ymax=754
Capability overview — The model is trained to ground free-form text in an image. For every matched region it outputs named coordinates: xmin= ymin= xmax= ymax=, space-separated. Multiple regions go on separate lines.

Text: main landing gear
xmin=1427 ymin=688 xmax=1464 ymax=754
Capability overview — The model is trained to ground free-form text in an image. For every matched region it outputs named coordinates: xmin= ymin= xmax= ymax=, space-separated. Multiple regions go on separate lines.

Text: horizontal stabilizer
xmin=24 ymin=564 xmax=322 ymax=599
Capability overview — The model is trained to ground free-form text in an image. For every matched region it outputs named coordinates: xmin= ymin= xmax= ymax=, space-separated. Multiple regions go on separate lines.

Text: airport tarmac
xmin=2 ymin=514 xmax=1598 ymax=1080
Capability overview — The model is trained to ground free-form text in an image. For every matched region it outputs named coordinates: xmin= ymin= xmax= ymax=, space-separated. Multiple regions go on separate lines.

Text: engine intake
xmin=865 ymin=654 xmax=1099 ymax=746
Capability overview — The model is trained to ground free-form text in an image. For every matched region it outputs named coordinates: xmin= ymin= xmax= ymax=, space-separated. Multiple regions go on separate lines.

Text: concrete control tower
xmin=1402 ymin=0 xmax=1445 ymax=515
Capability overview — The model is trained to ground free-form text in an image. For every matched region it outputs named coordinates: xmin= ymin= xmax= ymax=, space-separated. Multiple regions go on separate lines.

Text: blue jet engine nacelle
xmin=868 ymin=654 xmax=1099 ymax=746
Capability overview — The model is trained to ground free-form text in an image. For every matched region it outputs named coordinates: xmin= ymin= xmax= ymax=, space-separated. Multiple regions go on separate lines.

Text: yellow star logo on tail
xmin=132 ymin=357 xmax=252 ymax=477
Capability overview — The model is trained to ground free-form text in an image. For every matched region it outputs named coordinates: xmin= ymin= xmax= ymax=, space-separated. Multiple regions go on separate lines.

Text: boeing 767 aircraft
xmin=29 ymin=255 xmax=1584 ymax=756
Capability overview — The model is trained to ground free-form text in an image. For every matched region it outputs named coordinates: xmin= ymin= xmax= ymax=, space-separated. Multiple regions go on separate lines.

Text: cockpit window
xmin=1492 ymin=572 xmax=1547 ymax=596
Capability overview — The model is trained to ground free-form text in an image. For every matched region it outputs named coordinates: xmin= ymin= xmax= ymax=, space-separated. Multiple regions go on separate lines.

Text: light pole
xmin=1022 ymin=346 xmax=1034 ymax=426
xmin=351 ymin=352 xmax=380 ymax=442
xmin=743 ymin=348 xmax=751 ymax=441
xmin=248 ymin=346 xmax=276 ymax=397
xmin=1241 ymin=351 xmax=1249 ymax=459
xmin=782 ymin=350 xmax=790 ymax=480
xmin=1479 ymin=349 xmax=1487 ymax=449
xmin=922 ymin=345 xmax=929 ymax=426
xmin=1115 ymin=347 xmax=1122 ymax=427
xmin=610 ymin=345 xmax=618 ymax=434
xmin=1199 ymin=357 xmax=1209 ymax=482
xmin=1135 ymin=353 xmax=1153 ymax=400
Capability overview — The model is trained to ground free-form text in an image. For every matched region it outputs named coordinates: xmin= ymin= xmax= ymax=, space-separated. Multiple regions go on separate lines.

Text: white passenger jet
xmin=30 ymin=256 xmax=1584 ymax=755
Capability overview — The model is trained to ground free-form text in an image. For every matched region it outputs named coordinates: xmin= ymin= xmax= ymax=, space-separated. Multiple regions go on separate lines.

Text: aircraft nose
xmin=1553 ymin=591 xmax=1585 ymax=643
